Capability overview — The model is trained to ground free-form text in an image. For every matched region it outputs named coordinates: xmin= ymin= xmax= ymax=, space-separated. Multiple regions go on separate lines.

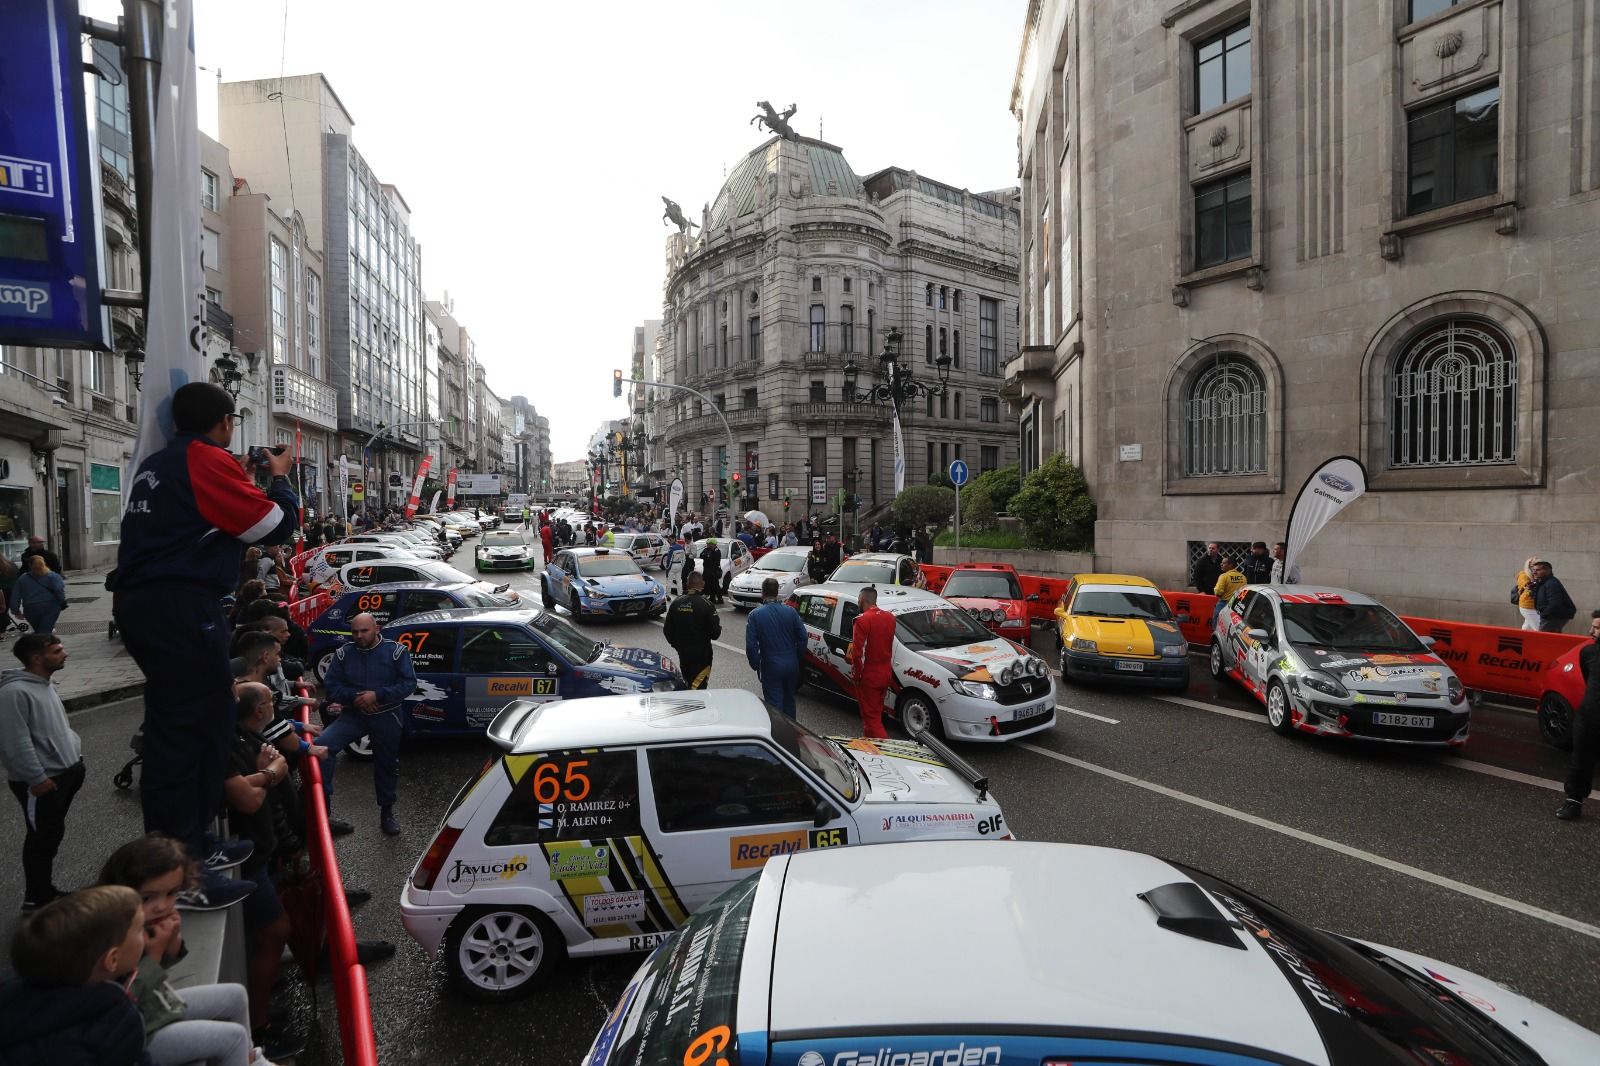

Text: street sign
xmin=810 ymin=475 xmax=827 ymax=505
xmin=351 ymin=480 xmax=365 ymax=502
xmin=948 ymin=459 xmax=970 ymax=487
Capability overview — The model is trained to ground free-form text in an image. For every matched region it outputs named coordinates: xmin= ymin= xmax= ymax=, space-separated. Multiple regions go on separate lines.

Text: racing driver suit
xmin=663 ymin=590 xmax=720 ymax=689
xmin=850 ymin=604 xmax=897 ymax=739
xmin=319 ymin=638 xmax=418 ymax=823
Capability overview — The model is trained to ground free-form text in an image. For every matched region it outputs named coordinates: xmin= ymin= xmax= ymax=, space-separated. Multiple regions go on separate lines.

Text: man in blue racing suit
xmin=745 ymin=578 xmax=808 ymax=718
xmin=318 ymin=613 xmax=417 ymax=836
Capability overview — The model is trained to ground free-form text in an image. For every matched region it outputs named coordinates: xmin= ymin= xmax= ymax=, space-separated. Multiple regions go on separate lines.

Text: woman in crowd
xmin=12 ymin=554 xmax=67 ymax=634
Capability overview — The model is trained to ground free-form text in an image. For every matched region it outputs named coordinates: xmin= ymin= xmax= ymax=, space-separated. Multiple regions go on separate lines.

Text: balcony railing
xmin=271 ymin=363 xmax=339 ymax=430
xmin=205 ymin=301 xmax=234 ymax=343
xmin=791 ymin=401 xmax=886 ymax=421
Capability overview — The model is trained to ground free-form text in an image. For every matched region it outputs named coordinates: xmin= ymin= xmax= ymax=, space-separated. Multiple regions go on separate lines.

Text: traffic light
xmin=613 ymin=369 xmax=623 ymax=397
xmin=731 ymin=472 xmax=741 ymax=487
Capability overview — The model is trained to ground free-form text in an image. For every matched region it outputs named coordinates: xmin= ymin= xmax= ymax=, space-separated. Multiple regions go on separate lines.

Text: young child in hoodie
xmin=0 ymin=632 xmax=83 ymax=910
xmin=0 ymin=885 xmax=147 ymax=1066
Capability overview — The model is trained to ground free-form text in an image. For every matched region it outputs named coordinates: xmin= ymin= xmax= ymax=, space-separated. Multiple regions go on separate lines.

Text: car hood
xmin=589 ymin=645 xmax=676 ymax=678
xmin=837 ymin=737 xmax=989 ymax=808
xmin=732 ymin=568 xmax=799 ymax=588
xmin=1297 ymin=650 xmax=1458 ymax=697
xmin=477 ymin=544 xmax=529 ymax=556
xmin=1068 ymin=615 xmax=1186 ymax=656
xmin=919 ymin=639 xmax=1036 ymax=683
xmin=580 ymin=575 xmax=660 ymax=595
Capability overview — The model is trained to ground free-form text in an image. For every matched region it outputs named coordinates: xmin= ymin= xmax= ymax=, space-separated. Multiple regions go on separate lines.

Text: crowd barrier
xmin=918 ymin=563 xmax=1582 ymax=702
xmin=288 ymin=590 xmax=333 ymax=630
xmin=294 ymin=683 xmax=379 ymax=1066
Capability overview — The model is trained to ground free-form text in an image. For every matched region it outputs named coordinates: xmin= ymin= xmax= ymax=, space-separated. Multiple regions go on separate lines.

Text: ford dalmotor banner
xmin=1283 ymin=456 xmax=1367 ymax=577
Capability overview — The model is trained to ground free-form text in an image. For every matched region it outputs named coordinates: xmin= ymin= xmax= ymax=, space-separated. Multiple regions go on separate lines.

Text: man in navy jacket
xmin=746 ymin=579 xmax=808 ymax=718
xmin=318 ymin=612 xmax=417 ymax=836
xmin=112 ymin=383 xmax=299 ymax=865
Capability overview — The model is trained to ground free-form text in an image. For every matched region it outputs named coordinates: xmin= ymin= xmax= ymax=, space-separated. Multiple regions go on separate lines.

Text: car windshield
xmin=832 ymin=561 xmax=896 ymax=584
xmin=530 ymin=611 xmax=601 ymax=663
xmin=894 ymin=605 xmax=994 ymax=649
xmin=418 ymin=562 xmax=477 ymax=584
xmin=1281 ymin=601 xmax=1425 ymax=653
xmin=942 ymin=570 xmax=1022 ymax=600
xmin=481 ymin=532 xmax=525 ymax=546
xmin=461 ymin=589 xmax=506 ymax=609
xmin=755 ymin=553 xmax=806 ymax=573
xmin=1178 ymin=864 xmax=1546 ymax=1065
xmin=577 ymin=556 xmax=642 ymax=578
xmin=767 ymin=709 xmax=859 ymax=802
xmin=1071 ymin=588 xmax=1173 ymax=620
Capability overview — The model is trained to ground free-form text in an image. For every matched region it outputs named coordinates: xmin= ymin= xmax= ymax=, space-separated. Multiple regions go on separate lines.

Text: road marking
xmin=647 ymin=617 xmax=743 ymax=656
xmin=1016 ymin=741 xmax=1600 ymax=942
xmin=1057 ymin=704 xmax=1119 ymax=724
xmin=1157 ymin=696 xmax=1570 ymax=793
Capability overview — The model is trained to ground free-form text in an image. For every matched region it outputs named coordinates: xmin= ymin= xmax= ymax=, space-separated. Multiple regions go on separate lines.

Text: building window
xmin=867 ymin=309 xmax=876 ymax=353
xmin=925 ymin=324 xmax=934 ymax=365
xmin=938 ymin=328 xmax=947 ymax=358
xmin=812 ymin=276 xmax=822 ymax=292
xmin=269 ymin=238 xmax=289 ymax=363
xmin=926 ymin=442 xmax=935 ymax=479
xmin=925 ymin=393 xmax=935 ymax=418
xmin=89 ymin=463 xmax=122 ymax=544
xmin=939 ymin=392 xmax=948 ymax=419
xmin=840 ymin=305 xmax=854 ymax=353
xmin=938 ymin=286 xmax=947 ymax=310
xmin=721 ymin=324 xmax=729 ymax=366
xmin=1183 ymin=355 xmax=1267 ymax=476
xmin=925 ymin=283 xmax=934 ymax=307
xmin=1195 ymin=21 xmax=1250 ymax=114
xmin=808 ymin=305 xmax=826 ymax=352
xmin=1406 ymin=86 xmax=1499 ymax=215
xmin=1388 ymin=318 xmax=1516 ymax=468
xmin=843 ymin=277 xmax=851 ymax=294
xmin=953 ymin=391 xmax=962 ymax=420
xmin=90 ymin=350 xmax=111 ymax=395
xmin=200 ymin=169 xmax=218 ymax=212
xmin=952 ymin=330 xmax=961 ymax=368
xmin=206 ymin=286 xmax=222 ymax=306
xmin=742 ymin=387 xmax=758 ymax=409
xmin=769 ymin=473 xmax=780 ymax=500
xmin=980 ymin=396 xmax=1000 ymax=423
xmin=747 ymin=315 xmax=761 ymax=360
xmin=952 ymin=290 xmax=961 ymax=312
xmin=201 ymin=227 xmax=220 ymax=272
xmin=979 ymin=297 xmax=999 ymax=375
xmin=810 ymin=379 xmax=826 ymax=403
xmin=1409 ymin=0 xmax=1460 ymax=22
xmin=305 ymin=270 xmax=322 ymax=377
xmin=868 ymin=282 xmax=875 ymax=299
xmin=981 ymin=445 xmax=999 ymax=472
xmin=1194 ymin=172 xmax=1251 ymax=269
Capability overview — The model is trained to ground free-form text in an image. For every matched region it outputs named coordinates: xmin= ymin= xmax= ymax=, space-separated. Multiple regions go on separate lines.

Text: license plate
xmin=1373 ymin=711 xmax=1432 ymax=728
xmin=1114 ymin=660 xmax=1145 ymax=672
xmin=1014 ymin=700 xmax=1053 ymax=721
xmin=619 ymin=602 xmax=642 ymax=614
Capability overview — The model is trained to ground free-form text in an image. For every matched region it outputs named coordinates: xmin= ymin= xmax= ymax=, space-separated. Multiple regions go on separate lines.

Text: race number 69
xmin=684 ymin=1025 xmax=731 ymax=1066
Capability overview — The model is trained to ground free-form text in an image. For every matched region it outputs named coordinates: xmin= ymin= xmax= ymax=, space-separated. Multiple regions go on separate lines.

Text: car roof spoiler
xmin=907 ymin=722 xmax=988 ymax=801
xmin=487 ymin=698 xmax=551 ymax=751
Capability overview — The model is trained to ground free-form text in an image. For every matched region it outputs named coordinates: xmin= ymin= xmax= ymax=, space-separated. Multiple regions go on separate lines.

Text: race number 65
xmin=532 ymin=759 xmax=590 ymax=803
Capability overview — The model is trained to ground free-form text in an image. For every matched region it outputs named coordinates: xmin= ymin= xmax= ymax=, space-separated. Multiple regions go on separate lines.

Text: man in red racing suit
xmin=849 ymin=586 xmax=897 ymax=739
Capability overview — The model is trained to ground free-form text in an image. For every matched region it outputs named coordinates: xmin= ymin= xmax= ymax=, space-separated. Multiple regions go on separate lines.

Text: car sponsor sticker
xmin=468 ymin=676 xmax=557 ymax=701
xmin=583 ymin=889 xmax=647 ymax=927
xmin=835 ymin=736 xmax=948 ymax=768
xmin=879 ymin=811 xmax=978 ymax=834
xmin=444 ymin=855 xmax=530 ymax=887
xmin=1343 ymin=665 xmax=1440 ymax=684
xmin=548 ymin=844 xmax=610 ymax=880
xmin=1321 ymin=657 xmax=1369 ymax=669
xmin=729 ymin=827 xmax=850 ymax=869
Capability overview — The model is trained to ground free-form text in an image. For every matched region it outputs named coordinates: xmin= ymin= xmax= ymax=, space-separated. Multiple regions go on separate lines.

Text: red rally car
xmin=937 ymin=562 xmax=1035 ymax=638
xmin=1537 ymin=642 xmax=1584 ymax=750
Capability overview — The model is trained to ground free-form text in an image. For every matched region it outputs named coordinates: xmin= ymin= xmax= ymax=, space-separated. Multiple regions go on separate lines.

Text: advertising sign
xmin=0 ymin=0 xmax=107 ymax=351
xmin=444 ymin=467 xmax=458 ymax=508
xmin=350 ymin=480 xmax=365 ymax=503
xmin=668 ymin=477 xmax=683 ymax=519
xmin=404 ymin=456 xmax=432 ymax=519
xmin=1283 ymin=456 xmax=1368 ymax=577
xmin=456 ymin=472 xmax=502 ymax=495
xmin=810 ymin=475 xmax=827 ymax=505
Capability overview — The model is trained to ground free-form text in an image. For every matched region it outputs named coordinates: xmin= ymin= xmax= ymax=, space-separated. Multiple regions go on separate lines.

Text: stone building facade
xmin=654 ymin=134 xmax=1021 ymax=525
xmin=1008 ymin=0 xmax=1600 ymax=622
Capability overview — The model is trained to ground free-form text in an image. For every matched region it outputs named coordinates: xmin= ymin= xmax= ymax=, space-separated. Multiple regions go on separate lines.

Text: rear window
xmin=587 ymin=875 xmax=758 ymax=1066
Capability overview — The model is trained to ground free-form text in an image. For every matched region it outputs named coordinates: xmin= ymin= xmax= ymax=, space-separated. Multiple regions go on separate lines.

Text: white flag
xmin=131 ymin=0 xmax=204 ymax=469
xmin=892 ymin=408 xmax=906 ymax=495
xmin=668 ymin=477 xmax=683 ymax=521
xmin=1283 ymin=456 xmax=1367 ymax=576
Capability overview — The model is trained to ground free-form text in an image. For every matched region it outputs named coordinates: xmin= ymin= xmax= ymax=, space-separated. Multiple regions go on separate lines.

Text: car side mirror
xmin=1419 ymin=635 xmax=1436 ymax=649
xmin=814 ymin=799 xmax=839 ymax=827
xmin=1246 ymin=628 xmax=1270 ymax=642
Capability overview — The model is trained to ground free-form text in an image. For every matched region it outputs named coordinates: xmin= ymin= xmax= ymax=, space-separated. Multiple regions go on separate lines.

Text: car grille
xmin=995 ymin=677 xmax=1050 ymax=705
xmin=609 ymin=597 xmax=655 ymax=614
xmin=994 ymin=708 xmax=1054 ymax=734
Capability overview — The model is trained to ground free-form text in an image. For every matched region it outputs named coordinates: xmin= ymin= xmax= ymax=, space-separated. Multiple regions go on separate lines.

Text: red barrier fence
xmin=295 ymin=684 xmax=379 ymax=1066
xmin=919 ymin=563 xmax=1582 ymax=702
xmin=288 ymin=590 xmax=332 ymax=630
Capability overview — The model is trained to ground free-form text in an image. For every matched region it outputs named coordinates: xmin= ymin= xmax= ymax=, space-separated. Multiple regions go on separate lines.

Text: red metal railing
xmin=295 ymin=684 xmax=379 ymax=1066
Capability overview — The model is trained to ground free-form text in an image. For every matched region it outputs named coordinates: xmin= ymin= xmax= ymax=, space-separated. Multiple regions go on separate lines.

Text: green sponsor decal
xmin=548 ymin=844 xmax=610 ymax=880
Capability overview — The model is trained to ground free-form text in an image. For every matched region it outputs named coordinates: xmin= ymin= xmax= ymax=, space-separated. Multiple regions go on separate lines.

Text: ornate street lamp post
xmin=842 ymin=328 xmax=951 ymax=412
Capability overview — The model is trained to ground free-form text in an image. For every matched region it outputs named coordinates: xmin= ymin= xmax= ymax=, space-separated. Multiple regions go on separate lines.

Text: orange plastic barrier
xmin=288 ymin=590 xmax=332 ymax=630
xmin=295 ymin=684 xmax=379 ymax=1066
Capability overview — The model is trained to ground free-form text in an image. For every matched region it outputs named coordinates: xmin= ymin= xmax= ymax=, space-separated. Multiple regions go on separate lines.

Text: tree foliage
xmin=892 ymin=484 xmax=957 ymax=530
xmin=957 ymin=464 xmax=1021 ymax=533
xmin=1010 ymin=453 xmax=1096 ymax=551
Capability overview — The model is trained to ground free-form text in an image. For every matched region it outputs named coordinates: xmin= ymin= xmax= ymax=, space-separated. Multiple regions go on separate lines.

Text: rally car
xmin=1537 ymin=642 xmax=1584 ymax=750
xmin=305 ymin=581 xmax=518 ymax=679
xmin=608 ymin=532 xmax=670 ymax=570
xmin=1211 ymin=585 xmax=1471 ymax=745
xmin=342 ymin=532 xmax=445 ymax=560
xmin=400 ymin=689 xmax=1010 ymax=1001
xmin=1056 ymin=572 xmax=1191 ymax=690
xmin=792 ymin=582 xmax=1055 ymax=742
xmin=727 ymin=544 xmax=813 ymax=609
xmin=584 ymin=840 xmax=1600 ymax=1066
xmin=476 ymin=529 xmax=537 ymax=572
xmin=542 ymin=547 xmax=668 ymax=621
xmin=827 ymin=551 xmax=926 ymax=589
xmin=939 ymin=562 xmax=1033 ymax=637
xmin=664 ymin=537 xmax=756 ymax=596
xmin=336 ymin=558 xmax=518 ymax=605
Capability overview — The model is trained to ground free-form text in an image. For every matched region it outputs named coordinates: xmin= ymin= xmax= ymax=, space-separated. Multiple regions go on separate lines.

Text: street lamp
xmin=213 ymin=351 xmax=244 ymax=400
xmin=842 ymin=327 xmax=951 ymax=411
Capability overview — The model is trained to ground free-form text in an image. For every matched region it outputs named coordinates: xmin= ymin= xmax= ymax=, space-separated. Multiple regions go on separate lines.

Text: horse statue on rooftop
xmin=752 ymin=100 xmax=799 ymax=141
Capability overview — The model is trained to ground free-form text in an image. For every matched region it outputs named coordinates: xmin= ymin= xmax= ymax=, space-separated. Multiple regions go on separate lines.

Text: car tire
xmin=313 ymin=650 xmax=338 ymax=683
xmin=1209 ymin=640 xmax=1228 ymax=683
xmin=443 ymin=905 xmax=563 ymax=1002
xmin=1265 ymin=680 xmax=1295 ymax=736
xmin=570 ymin=592 xmax=587 ymax=624
xmin=539 ymin=577 xmax=554 ymax=608
xmin=897 ymin=692 xmax=942 ymax=738
xmin=1538 ymin=692 xmax=1575 ymax=751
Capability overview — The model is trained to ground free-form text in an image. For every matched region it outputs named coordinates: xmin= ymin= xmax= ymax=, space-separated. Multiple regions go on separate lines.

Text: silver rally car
xmin=1211 ymin=585 xmax=1471 ymax=746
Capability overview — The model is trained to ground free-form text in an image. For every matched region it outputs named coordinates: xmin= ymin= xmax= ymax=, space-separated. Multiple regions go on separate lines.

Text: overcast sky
xmin=90 ymin=0 xmax=1027 ymax=461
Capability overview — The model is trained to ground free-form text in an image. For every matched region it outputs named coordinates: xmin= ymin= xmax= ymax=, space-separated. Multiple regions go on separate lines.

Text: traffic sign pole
xmin=948 ymin=459 xmax=970 ymax=551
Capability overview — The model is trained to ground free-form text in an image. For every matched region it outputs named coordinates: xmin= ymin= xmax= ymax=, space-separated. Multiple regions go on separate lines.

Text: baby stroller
xmin=112 ymin=724 xmax=143 ymax=790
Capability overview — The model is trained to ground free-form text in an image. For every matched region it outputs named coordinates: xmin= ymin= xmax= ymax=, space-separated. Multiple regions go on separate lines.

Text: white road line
xmin=1057 ymin=705 xmax=1119 ymax=724
xmin=1156 ymin=695 xmax=1571 ymax=793
xmin=1016 ymin=741 xmax=1600 ymax=942
xmin=646 ymin=617 xmax=743 ymax=657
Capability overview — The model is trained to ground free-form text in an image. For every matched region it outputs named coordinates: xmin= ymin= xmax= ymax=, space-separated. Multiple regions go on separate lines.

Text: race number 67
xmin=532 ymin=759 xmax=590 ymax=803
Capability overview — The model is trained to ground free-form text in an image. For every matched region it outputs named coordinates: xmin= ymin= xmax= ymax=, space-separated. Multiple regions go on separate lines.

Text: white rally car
xmin=400 ymin=689 xmax=1009 ymax=1001
xmin=792 ymin=582 xmax=1056 ymax=742
xmin=727 ymin=544 xmax=813 ymax=609
xmin=665 ymin=537 xmax=755 ymax=596
xmin=608 ymin=532 xmax=670 ymax=571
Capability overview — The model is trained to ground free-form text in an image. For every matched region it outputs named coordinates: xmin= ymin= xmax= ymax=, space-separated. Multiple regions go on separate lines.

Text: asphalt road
xmin=3 ymin=536 xmax=1595 ymax=1066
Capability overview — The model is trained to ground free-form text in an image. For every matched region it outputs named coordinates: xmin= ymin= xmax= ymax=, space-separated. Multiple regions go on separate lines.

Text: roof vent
xmin=1136 ymin=882 xmax=1245 ymax=949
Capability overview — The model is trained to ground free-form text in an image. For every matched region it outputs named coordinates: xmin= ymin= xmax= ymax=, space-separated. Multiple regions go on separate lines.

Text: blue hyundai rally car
xmin=541 ymin=547 xmax=667 ymax=622
xmin=306 ymin=581 xmax=518 ymax=680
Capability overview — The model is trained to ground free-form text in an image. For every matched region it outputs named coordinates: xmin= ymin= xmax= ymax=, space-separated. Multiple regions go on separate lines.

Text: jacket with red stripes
xmin=114 ymin=433 xmax=300 ymax=594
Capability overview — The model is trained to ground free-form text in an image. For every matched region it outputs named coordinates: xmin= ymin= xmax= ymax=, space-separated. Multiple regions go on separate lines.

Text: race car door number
xmin=1114 ymin=660 xmax=1145 ymax=672
xmin=1373 ymin=712 xmax=1432 ymax=728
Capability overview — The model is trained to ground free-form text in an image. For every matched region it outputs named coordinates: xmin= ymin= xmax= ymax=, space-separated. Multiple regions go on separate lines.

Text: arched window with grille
xmin=1388 ymin=317 xmax=1516 ymax=468
xmin=1183 ymin=355 xmax=1267 ymax=476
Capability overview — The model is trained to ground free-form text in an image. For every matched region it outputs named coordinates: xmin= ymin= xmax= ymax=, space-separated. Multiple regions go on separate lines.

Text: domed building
xmin=653 ymin=133 xmax=1021 ymax=530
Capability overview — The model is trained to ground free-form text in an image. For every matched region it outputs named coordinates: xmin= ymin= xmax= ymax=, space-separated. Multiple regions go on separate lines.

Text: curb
xmin=65 ymin=682 xmax=145 ymax=714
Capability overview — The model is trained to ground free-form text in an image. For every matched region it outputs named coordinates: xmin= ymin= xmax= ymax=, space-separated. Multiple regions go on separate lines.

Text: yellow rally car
xmin=1054 ymin=573 xmax=1191 ymax=690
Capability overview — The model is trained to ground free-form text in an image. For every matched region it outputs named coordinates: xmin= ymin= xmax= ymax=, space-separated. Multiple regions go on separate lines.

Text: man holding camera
xmin=111 ymin=382 xmax=300 ymax=871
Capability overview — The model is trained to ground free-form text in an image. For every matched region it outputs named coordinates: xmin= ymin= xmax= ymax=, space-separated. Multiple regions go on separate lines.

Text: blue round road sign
xmin=948 ymin=459 xmax=970 ymax=487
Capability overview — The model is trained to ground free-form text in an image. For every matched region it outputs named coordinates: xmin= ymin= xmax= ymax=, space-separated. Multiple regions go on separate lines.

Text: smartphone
xmin=248 ymin=444 xmax=287 ymax=467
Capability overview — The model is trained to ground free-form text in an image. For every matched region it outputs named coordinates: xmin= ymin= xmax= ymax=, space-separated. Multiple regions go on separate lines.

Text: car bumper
xmin=476 ymin=557 xmax=535 ymax=570
xmin=939 ymin=706 xmax=1057 ymax=742
xmin=1064 ymin=650 xmax=1190 ymax=685
xmin=728 ymin=586 xmax=765 ymax=607
xmin=400 ymin=888 xmax=459 ymax=958
xmin=1296 ymin=696 xmax=1471 ymax=745
xmin=581 ymin=596 xmax=666 ymax=618
xmin=935 ymin=690 xmax=1057 ymax=742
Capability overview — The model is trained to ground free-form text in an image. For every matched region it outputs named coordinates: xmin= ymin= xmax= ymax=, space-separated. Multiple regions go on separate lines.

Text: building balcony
xmin=659 ymin=406 xmax=767 ymax=446
xmin=791 ymin=401 xmax=887 ymax=424
xmin=270 ymin=363 xmax=339 ymax=431
xmin=204 ymin=302 xmax=234 ymax=343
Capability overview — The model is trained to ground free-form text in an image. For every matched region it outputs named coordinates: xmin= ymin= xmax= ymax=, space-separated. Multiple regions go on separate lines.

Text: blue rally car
xmin=306 ymin=581 xmax=519 ymax=680
xmin=321 ymin=607 xmax=686 ymax=738
xmin=541 ymin=547 xmax=667 ymax=622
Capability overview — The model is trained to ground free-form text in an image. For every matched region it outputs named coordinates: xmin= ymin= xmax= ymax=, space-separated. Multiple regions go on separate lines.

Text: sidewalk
xmin=42 ymin=567 xmax=146 ymax=711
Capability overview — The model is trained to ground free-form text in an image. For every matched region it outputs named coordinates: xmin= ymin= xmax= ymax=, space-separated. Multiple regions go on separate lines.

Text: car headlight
xmin=997 ymin=664 xmax=1016 ymax=686
xmin=1070 ymin=636 xmax=1098 ymax=653
xmin=1161 ymin=644 xmax=1187 ymax=658
xmin=949 ymin=679 xmax=997 ymax=700
xmin=651 ymin=679 xmax=677 ymax=693
xmin=1301 ymin=671 xmax=1349 ymax=698
xmin=586 ymin=589 xmax=609 ymax=600
xmin=1001 ymin=613 xmax=1025 ymax=628
xmin=1029 ymin=657 xmax=1047 ymax=676
xmin=1447 ymin=676 xmax=1464 ymax=704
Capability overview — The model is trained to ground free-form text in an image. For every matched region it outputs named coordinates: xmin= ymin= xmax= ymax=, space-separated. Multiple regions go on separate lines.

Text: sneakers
xmin=251 ymin=1023 xmax=305 ymax=1062
xmin=20 ymin=886 xmax=66 ymax=912
xmin=326 ymin=816 xmax=355 ymax=837
xmin=380 ymin=807 xmax=400 ymax=836
xmin=343 ymin=887 xmax=372 ymax=909
xmin=356 ymin=938 xmax=396 ymax=965
xmin=202 ymin=838 xmax=255 ymax=872
xmin=249 ymin=1048 xmax=282 ymax=1066
xmin=178 ymin=870 xmax=257 ymax=911
xmin=1556 ymin=799 xmax=1583 ymax=821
